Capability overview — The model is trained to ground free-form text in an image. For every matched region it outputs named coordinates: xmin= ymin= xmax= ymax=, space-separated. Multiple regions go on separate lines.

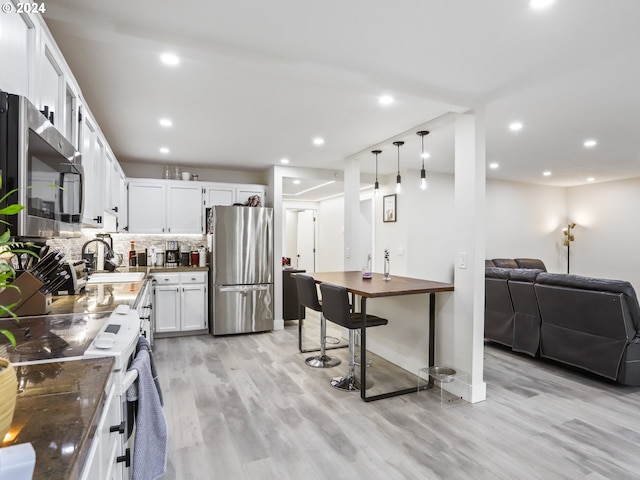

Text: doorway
xmin=284 ymin=209 xmax=317 ymax=272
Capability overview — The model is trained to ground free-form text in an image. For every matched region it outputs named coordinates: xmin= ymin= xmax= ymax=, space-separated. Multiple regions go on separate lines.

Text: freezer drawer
xmin=213 ymin=284 xmax=273 ymax=335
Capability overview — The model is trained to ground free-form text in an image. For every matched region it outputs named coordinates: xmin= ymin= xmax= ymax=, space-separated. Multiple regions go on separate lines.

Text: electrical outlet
xmin=458 ymin=252 xmax=467 ymax=269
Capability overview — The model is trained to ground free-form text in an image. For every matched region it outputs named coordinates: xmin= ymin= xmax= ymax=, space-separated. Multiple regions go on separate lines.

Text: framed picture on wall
xmin=383 ymin=194 xmax=397 ymax=222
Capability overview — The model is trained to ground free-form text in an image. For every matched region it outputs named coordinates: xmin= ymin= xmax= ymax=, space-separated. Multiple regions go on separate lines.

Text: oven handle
xmin=123 ymin=370 xmax=138 ymax=391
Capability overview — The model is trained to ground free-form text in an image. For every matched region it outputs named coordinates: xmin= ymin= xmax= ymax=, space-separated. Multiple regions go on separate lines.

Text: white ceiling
xmin=42 ymin=0 xmax=640 ymax=201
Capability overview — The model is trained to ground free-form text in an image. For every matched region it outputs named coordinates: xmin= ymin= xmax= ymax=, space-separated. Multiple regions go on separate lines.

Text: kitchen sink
xmin=86 ymin=272 xmax=145 ymax=284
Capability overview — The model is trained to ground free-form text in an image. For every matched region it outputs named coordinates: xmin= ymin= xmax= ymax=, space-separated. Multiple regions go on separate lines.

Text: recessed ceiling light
xmin=543 ymin=171 xmax=551 ymax=176
xmin=160 ymin=53 xmax=180 ymax=66
xmin=509 ymin=122 xmax=523 ymax=132
xmin=587 ymin=177 xmax=595 ymax=182
xmin=529 ymin=0 xmax=555 ymax=10
xmin=280 ymin=158 xmax=290 ymax=164
xmin=293 ymin=179 xmax=301 ymax=185
xmin=159 ymin=118 xmax=173 ymax=127
xmin=489 ymin=162 xmax=499 ymax=169
xmin=379 ymin=95 xmax=394 ymax=106
xmin=159 ymin=147 xmax=170 ymax=154
xmin=583 ymin=139 xmax=597 ymax=148
xmin=313 ymin=137 xmax=324 ymax=146
xmin=421 ymin=152 xmax=431 ymax=159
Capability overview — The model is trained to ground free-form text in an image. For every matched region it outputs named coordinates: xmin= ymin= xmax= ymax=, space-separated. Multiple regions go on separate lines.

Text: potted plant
xmin=0 ymin=176 xmax=30 ymax=442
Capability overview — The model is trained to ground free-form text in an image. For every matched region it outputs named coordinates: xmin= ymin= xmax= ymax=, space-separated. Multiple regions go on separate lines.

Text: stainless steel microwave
xmin=0 ymin=92 xmax=83 ymax=238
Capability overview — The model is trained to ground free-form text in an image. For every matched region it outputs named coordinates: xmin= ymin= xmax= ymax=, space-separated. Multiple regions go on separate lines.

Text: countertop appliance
xmin=0 ymin=92 xmax=83 ymax=239
xmin=207 ymin=206 xmax=274 ymax=335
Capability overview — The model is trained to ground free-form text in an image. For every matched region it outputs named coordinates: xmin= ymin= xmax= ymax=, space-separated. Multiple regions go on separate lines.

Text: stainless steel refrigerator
xmin=207 ymin=206 xmax=274 ymax=335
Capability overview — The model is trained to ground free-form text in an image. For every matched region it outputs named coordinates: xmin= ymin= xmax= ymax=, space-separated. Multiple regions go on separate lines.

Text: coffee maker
xmin=165 ymin=240 xmax=179 ymax=266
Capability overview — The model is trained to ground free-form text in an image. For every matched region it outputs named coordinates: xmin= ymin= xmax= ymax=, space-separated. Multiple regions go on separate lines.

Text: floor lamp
xmin=562 ymin=223 xmax=576 ymax=274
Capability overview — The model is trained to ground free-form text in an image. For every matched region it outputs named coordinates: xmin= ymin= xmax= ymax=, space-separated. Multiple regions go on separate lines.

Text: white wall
xmin=316 ymin=196 xmax=344 ymax=272
xmin=485 ymin=179 xmax=567 ymax=273
xmin=568 ymin=177 xmax=640 ymax=291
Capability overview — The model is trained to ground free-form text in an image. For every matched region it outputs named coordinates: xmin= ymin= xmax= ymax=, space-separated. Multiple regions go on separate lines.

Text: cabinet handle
xmin=142 ymin=331 xmax=147 ymax=338
xmin=112 ymin=206 xmax=119 ymax=213
xmin=110 ymin=421 xmax=125 ymax=434
xmin=140 ymin=315 xmax=150 ymax=321
xmin=116 ymin=448 xmax=131 ymax=467
xmin=144 ymin=304 xmax=152 ymax=309
xmin=93 ymin=215 xmax=102 ymax=223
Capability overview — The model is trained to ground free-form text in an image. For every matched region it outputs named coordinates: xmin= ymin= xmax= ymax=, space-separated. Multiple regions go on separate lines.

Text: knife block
xmin=0 ymin=272 xmax=52 ymax=317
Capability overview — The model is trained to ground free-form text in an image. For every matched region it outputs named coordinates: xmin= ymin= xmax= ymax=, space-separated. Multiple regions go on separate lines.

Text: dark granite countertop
xmin=1 ymin=357 xmax=114 ymax=480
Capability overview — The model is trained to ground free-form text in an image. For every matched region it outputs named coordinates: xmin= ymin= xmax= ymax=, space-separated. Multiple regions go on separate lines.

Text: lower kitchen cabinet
xmin=134 ymin=279 xmax=154 ymax=345
xmin=80 ymin=381 xmax=123 ymax=480
xmin=153 ymin=272 xmax=208 ymax=334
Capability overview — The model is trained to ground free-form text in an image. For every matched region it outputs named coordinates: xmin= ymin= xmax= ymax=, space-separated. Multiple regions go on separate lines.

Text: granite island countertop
xmin=1 ymin=357 xmax=115 ymax=480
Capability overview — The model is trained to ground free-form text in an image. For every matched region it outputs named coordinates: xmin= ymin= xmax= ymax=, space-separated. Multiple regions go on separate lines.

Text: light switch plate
xmin=396 ymin=247 xmax=404 ymax=256
xmin=458 ymin=252 xmax=467 ymax=269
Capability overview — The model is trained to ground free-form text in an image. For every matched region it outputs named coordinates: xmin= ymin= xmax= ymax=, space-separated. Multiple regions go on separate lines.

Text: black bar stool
xmin=294 ymin=274 xmax=341 ymax=368
xmin=319 ymin=283 xmax=388 ymax=391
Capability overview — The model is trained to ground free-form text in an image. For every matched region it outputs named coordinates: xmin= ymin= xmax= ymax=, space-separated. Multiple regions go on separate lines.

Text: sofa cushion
xmin=485 ymin=259 xmax=496 ymax=268
xmin=485 ymin=267 xmax=511 ymax=279
xmin=509 ymin=268 xmax=544 ymax=282
xmin=515 ymin=258 xmax=547 ymax=271
xmin=491 ymin=258 xmax=519 ymax=269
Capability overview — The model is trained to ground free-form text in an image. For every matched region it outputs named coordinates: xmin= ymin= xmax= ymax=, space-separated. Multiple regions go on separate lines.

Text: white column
xmin=343 ymin=158 xmax=361 ymax=270
xmin=453 ymin=110 xmax=487 ymax=403
xmin=268 ymin=166 xmax=284 ymax=330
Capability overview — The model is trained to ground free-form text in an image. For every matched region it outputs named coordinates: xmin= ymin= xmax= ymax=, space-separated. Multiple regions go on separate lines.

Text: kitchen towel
xmin=127 ymin=349 xmax=168 ymax=480
xmin=135 ymin=336 xmax=164 ymax=406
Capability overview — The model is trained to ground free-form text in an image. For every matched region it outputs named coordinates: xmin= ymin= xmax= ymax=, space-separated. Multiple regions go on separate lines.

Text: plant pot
xmin=0 ymin=358 xmax=17 ymax=442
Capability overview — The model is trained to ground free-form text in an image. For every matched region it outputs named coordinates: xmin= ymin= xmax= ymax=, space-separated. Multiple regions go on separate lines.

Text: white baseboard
xmin=273 ymin=318 xmax=285 ymax=331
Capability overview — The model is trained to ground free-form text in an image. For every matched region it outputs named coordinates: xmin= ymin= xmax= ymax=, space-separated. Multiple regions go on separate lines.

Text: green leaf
xmin=0 ymin=329 xmax=16 ymax=349
xmin=0 ymin=204 xmax=24 ymax=215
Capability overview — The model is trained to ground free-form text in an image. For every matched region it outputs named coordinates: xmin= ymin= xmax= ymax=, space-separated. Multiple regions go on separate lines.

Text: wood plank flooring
xmin=153 ymin=318 xmax=640 ymax=480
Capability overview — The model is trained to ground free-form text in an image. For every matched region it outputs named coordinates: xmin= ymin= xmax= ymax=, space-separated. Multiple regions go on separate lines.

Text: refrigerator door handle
xmin=218 ymin=284 xmax=269 ymax=293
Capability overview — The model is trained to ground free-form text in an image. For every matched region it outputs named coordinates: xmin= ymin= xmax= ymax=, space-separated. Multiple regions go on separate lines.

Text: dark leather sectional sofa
xmin=485 ymin=258 xmax=640 ymax=385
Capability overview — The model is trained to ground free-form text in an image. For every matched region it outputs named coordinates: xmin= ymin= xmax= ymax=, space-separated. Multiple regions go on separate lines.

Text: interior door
xmin=296 ymin=209 xmax=316 ymax=272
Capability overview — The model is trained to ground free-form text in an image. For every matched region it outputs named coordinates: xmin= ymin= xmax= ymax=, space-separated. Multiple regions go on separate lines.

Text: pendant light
xmin=372 ymin=149 xmax=382 ymax=198
xmin=417 ymin=130 xmax=430 ymax=190
xmin=393 ymin=141 xmax=404 ymax=193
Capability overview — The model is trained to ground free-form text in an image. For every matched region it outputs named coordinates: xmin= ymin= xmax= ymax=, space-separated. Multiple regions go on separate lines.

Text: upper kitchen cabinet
xmin=127 ymin=179 xmax=203 ymax=234
xmin=38 ymin=44 xmax=63 ymax=129
xmin=128 ymin=180 xmax=166 ymax=234
xmin=167 ymin=183 xmax=203 ymax=234
xmin=203 ymin=183 xmax=266 ymax=208
xmin=0 ymin=9 xmax=35 ymax=98
xmin=79 ymin=108 xmax=105 ymax=228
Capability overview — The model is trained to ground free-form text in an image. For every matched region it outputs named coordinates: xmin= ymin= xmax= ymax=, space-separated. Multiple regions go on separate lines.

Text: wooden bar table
xmin=310 ymin=271 xmax=454 ymax=402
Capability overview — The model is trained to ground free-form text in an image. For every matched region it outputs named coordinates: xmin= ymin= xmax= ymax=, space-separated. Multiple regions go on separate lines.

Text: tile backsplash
xmin=47 ymin=233 xmax=207 ymax=267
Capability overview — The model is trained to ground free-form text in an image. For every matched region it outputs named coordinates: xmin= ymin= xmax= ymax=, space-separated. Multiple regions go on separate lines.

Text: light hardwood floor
xmin=153 ymin=319 xmax=640 ymax=480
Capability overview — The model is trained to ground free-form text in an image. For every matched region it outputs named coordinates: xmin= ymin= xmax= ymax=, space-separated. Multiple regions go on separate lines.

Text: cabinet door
xmin=154 ymin=284 xmax=180 ymax=333
xmin=236 ymin=186 xmax=266 ymax=206
xmin=167 ymin=184 xmax=203 ymax=233
xmin=80 ymin=115 xmax=104 ymax=227
xmin=0 ymin=11 xmax=33 ymax=97
xmin=39 ymin=45 xmax=63 ymax=129
xmin=128 ymin=182 xmax=166 ymax=233
xmin=204 ymin=186 xmax=234 ymax=207
xmin=181 ymin=284 xmax=207 ymax=331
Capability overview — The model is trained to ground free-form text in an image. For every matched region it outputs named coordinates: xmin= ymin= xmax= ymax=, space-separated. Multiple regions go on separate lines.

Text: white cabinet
xmin=80 ymin=381 xmax=123 ymax=480
xmin=167 ymin=183 xmax=204 ymax=233
xmin=127 ymin=179 xmax=203 ymax=234
xmin=135 ymin=279 xmax=154 ymax=345
xmin=153 ymin=272 xmax=208 ymax=335
xmin=203 ymin=183 xmax=266 ymax=208
xmin=38 ymin=44 xmax=63 ymax=129
xmin=79 ymin=110 xmax=105 ymax=227
xmin=0 ymin=10 xmax=34 ymax=97
xmin=127 ymin=181 xmax=165 ymax=233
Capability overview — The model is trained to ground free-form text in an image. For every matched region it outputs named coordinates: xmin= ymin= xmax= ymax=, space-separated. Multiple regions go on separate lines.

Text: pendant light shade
xmin=393 ymin=141 xmax=404 ymax=193
xmin=372 ymin=149 xmax=382 ymax=198
xmin=417 ymin=130 xmax=429 ymax=191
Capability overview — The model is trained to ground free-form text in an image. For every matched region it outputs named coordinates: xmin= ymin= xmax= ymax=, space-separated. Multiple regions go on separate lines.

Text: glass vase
xmin=383 ymin=257 xmax=390 ymax=281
